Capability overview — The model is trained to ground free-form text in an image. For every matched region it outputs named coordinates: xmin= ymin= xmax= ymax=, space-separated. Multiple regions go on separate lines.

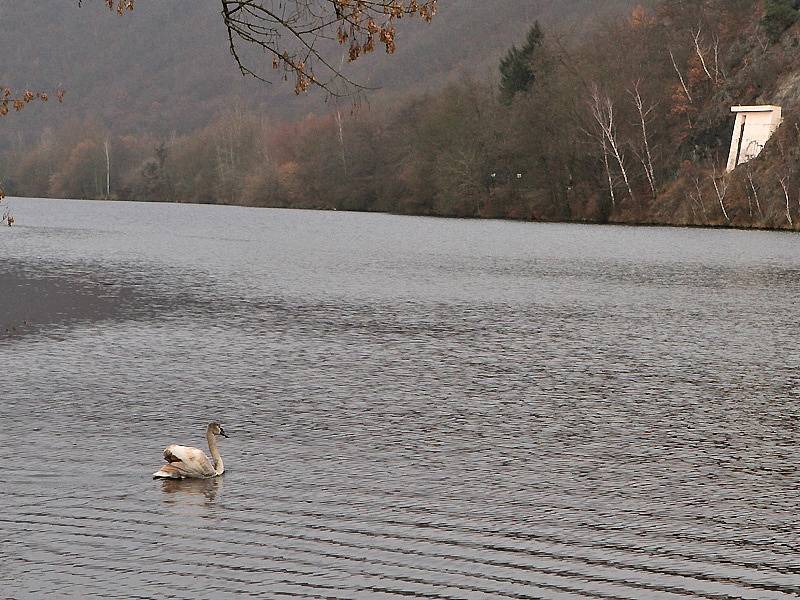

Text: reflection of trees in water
xmin=160 ymin=477 xmax=222 ymax=504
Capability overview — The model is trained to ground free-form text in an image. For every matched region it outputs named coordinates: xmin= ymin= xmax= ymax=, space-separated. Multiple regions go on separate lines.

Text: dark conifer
xmin=762 ymin=0 xmax=800 ymax=42
xmin=499 ymin=22 xmax=543 ymax=105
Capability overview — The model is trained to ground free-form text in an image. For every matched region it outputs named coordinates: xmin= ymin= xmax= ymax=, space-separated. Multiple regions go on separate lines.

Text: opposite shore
xmin=3 ymin=2 xmax=800 ymax=234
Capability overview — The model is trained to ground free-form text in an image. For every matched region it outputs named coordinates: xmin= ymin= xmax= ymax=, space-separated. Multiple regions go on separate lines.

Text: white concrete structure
xmin=726 ymin=105 xmax=782 ymax=172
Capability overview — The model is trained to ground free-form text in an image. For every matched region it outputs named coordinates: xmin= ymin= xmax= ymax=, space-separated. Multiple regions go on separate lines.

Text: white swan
xmin=152 ymin=422 xmax=228 ymax=479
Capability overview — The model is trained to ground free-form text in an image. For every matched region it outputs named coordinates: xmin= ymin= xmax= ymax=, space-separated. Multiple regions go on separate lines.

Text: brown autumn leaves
xmin=0 ymin=87 xmax=65 ymax=118
xmin=221 ymin=0 xmax=438 ymax=95
xmin=7 ymin=1 xmax=438 ymax=101
xmin=0 ymin=88 xmax=65 ymax=202
xmin=91 ymin=0 xmax=439 ymax=96
xmin=0 ymin=0 xmax=437 ymax=201
xmin=1 ymin=0 xmax=129 ymax=122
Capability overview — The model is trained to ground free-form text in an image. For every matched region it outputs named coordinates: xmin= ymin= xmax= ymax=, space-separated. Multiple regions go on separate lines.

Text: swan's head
xmin=209 ymin=422 xmax=229 ymax=438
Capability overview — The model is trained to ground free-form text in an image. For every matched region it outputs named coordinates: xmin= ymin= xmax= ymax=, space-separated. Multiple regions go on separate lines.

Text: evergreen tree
xmin=499 ymin=23 xmax=543 ymax=105
xmin=762 ymin=0 xmax=800 ymax=42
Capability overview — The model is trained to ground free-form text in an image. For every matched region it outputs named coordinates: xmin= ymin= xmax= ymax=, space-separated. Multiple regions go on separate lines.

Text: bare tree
xmin=745 ymin=164 xmax=762 ymax=218
xmin=334 ymin=103 xmax=348 ymax=175
xmin=753 ymin=29 xmax=770 ymax=54
xmin=668 ymin=48 xmax=693 ymax=104
xmin=711 ymin=35 xmax=725 ymax=83
xmin=709 ymin=161 xmax=730 ymax=223
xmin=628 ymin=81 xmax=657 ymax=199
xmin=689 ymin=26 xmax=726 ymax=86
xmin=219 ymin=0 xmax=438 ymax=96
xmin=589 ymin=86 xmax=635 ymax=205
xmin=600 ymin=134 xmax=616 ymax=209
xmin=779 ymin=176 xmax=793 ymax=226
xmin=692 ymin=26 xmax=718 ymax=85
xmin=104 ymin=139 xmax=111 ymax=199
xmin=79 ymin=0 xmax=437 ymax=96
xmin=775 ymin=136 xmax=797 ymax=227
xmin=688 ymin=176 xmax=708 ymax=223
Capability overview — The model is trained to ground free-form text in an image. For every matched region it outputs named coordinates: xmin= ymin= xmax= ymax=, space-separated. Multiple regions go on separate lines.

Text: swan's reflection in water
xmin=160 ymin=477 xmax=222 ymax=505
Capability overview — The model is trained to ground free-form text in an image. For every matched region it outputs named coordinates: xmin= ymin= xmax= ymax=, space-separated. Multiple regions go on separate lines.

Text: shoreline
xmin=5 ymin=194 xmax=800 ymax=234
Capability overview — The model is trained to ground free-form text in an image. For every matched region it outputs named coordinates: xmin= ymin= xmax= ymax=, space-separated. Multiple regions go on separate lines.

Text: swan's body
xmin=152 ymin=422 xmax=228 ymax=479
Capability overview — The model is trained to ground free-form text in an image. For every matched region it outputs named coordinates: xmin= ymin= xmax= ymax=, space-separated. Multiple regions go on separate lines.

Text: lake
xmin=1 ymin=197 xmax=799 ymax=599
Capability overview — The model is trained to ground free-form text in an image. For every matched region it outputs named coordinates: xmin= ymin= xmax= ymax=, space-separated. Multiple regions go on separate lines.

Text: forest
xmin=3 ymin=0 xmax=800 ymax=229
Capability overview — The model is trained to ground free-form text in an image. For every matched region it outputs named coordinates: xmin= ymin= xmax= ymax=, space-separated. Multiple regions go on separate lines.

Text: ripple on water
xmin=2 ymin=199 xmax=800 ymax=599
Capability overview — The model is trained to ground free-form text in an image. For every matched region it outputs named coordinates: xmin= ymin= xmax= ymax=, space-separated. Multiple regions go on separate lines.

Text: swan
xmin=152 ymin=422 xmax=228 ymax=479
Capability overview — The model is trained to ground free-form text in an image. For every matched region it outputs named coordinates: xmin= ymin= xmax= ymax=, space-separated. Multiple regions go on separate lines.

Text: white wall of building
xmin=726 ymin=106 xmax=782 ymax=172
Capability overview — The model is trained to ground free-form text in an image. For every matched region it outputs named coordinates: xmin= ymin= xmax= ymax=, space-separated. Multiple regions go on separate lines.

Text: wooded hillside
xmin=0 ymin=0 xmax=638 ymax=146
xmin=5 ymin=0 xmax=800 ymax=231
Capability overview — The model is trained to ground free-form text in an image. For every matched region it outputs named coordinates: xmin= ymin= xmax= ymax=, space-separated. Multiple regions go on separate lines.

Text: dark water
xmin=2 ymin=197 xmax=799 ymax=599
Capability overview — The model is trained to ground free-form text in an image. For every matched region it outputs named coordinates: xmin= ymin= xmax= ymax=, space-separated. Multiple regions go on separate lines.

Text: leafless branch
xmin=85 ymin=0 xmax=437 ymax=97
xmin=689 ymin=176 xmax=708 ymax=223
xmin=692 ymin=26 xmax=715 ymax=84
xmin=628 ymin=81 xmax=657 ymax=199
xmin=219 ymin=0 xmax=437 ymax=97
xmin=668 ymin=48 xmax=693 ymax=104
xmin=745 ymin=164 xmax=762 ymax=218
xmin=589 ymin=85 xmax=635 ymax=205
xmin=710 ymin=161 xmax=730 ymax=223
xmin=779 ymin=176 xmax=793 ymax=226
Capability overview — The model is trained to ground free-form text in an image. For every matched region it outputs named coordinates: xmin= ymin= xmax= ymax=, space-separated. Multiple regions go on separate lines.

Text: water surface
xmin=2 ymin=198 xmax=799 ymax=599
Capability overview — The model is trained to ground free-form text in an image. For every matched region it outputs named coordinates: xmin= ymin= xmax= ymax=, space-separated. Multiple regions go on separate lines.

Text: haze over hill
xmin=0 ymin=0 xmax=640 ymax=147
xmin=4 ymin=0 xmax=800 ymax=233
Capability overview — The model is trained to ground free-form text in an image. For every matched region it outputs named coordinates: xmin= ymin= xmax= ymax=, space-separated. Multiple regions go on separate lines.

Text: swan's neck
xmin=207 ymin=429 xmax=224 ymax=476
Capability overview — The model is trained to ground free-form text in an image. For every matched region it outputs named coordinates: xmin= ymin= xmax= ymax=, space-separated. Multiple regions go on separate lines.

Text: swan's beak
xmin=220 ymin=429 xmax=229 ymax=438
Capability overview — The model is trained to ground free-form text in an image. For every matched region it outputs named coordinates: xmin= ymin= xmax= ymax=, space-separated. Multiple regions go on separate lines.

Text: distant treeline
xmin=3 ymin=0 xmax=800 ymax=229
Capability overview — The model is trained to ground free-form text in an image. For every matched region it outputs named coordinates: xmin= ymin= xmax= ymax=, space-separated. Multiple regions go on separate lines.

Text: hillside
xmin=0 ymin=0 xmax=641 ymax=148
xmin=7 ymin=0 xmax=800 ymax=233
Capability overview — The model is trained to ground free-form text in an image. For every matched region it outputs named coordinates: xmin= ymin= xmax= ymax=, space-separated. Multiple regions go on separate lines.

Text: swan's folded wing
xmin=153 ymin=463 xmax=191 ymax=479
xmin=163 ymin=445 xmax=215 ymax=477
